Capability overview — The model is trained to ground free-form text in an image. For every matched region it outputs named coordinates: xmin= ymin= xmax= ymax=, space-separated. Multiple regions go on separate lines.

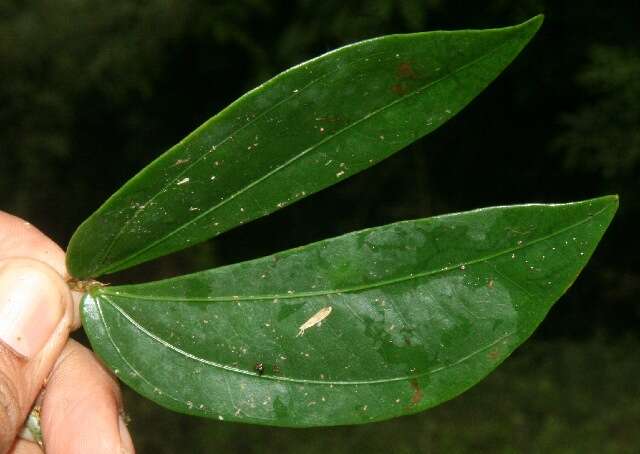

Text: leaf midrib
xmin=95 ymin=293 xmax=515 ymax=386
xmin=90 ymin=201 xmax=608 ymax=387
xmin=100 ymin=37 xmax=515 ymax=275
xmin=101 ymin=202 xmax=608 ymax=303
xmin=93 ymin=46 xmax=394 ymax=273
xmin=93 ymin=74 xmax=330 ymax=274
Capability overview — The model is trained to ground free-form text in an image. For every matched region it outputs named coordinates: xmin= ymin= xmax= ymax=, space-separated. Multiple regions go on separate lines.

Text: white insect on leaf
xmin=296 ymin=306 xmax=333 ymax=337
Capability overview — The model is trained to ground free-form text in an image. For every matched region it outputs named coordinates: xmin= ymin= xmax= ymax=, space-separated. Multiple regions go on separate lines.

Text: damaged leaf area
xmin=66 ymin=16 xmax=543 ymax=279
xmin=81 ymin=196 xmax=617 ymax=426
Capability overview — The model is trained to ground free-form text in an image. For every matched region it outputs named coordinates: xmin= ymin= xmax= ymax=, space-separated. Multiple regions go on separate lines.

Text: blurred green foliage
xmin=1 ymin=0 xmax=639 ymax=451
xmin=555 ymin=45 xmax=640 ymax=180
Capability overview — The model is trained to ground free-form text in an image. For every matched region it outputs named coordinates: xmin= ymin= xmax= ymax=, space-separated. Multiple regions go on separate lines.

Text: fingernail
xmin=0 ymin=263 xmax=64 ymax=358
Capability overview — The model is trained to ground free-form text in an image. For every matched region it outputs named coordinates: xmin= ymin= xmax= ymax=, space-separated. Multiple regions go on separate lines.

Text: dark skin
xmin=0 ymin=211 xmax=135 ymax=454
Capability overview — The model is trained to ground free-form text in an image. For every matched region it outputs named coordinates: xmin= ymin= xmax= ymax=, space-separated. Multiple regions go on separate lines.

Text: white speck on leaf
xmin=176 ymin=177 xmax=190 ymax=185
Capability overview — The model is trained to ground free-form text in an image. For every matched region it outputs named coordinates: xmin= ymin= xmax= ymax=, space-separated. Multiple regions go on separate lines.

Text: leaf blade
xmin=67 ymin=16 xmax=543 ymax=278
xmin=81 ymin=196 xmax=617 ymax=426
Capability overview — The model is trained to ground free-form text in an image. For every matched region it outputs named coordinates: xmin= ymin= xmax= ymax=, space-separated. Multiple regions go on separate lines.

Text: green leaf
xmin=67 ymin=16 xmax=543 ymax=279
xmin=81 ymin=196 xmax=617 ymax=427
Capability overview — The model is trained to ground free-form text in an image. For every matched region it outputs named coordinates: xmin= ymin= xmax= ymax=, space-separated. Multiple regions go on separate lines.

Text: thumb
xmin=0 ymin=258 xmax=73 ymax=452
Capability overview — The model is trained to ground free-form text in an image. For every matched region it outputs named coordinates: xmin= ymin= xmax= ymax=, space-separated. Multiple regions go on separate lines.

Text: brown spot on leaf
xmin=392 ymin=82 xmax=408 ymax=95
xmin=409 ymin=379 xmax=423 ymax=406
xmin=397 ymin=62 xmax=417 ymax=79
xmin=488 ymin=348 xmax=500 ymax=361
xmin=173 ymin=158 xmax=190 ymax=166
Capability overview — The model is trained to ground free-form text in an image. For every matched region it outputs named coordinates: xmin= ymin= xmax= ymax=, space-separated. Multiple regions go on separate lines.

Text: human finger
xmin=7 ymin=438 xmax=43 ymax=454
xmin=40 ymin=339 xmax=134 ymax=454
xmin=0 ymin=211 xmax=82 ymax=329
xmin=0 ymin=259 xmax=74 ymax=453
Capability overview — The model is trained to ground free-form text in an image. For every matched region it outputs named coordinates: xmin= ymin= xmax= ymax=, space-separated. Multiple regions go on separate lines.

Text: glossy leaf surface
xmin=82 ymin=196 xmax=617 ymax=426
xmin=67 ymin=16 xmax=543 ymax=278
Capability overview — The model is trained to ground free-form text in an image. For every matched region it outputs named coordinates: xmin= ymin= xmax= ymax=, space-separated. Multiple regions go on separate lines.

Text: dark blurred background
xmin=1 ymin=0 xmax=639 ymax=452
